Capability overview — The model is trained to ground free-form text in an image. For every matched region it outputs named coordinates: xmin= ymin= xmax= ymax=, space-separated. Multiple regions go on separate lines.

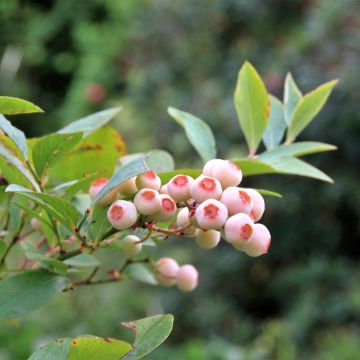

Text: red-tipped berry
xmin=243 ymin=223 xmax=271 ymax=257
xmin=195 ymin=229 xmax=221 ymax=249
xmin=116 ymin=177 xmax=138 ymax=196
xmin=89 ymin=178 xmax=118 ymax=207
xmin=211 ymin=160 xmax=242 ymax=188
xmin=152 ymin=194 xmax=177 ymax=222
xmin=224 ymin=213 xmax=254 ymax=249
xmin=107 ymin=200 xmax=138 ymax=230
xmin=190 ymin=175 xmax=222 ymax=203
xmin=176 ymin=265 xmax=199 ymax=292
xmin=203 ymin=159 xmax=224 ymax=177
xmin=247 ymin=189 xmax=265 ymax=222
xmin=176 ymin=207 xmax=191 ymax=228
xmin=133 ymin=188 xmax=162 ymax=215
xmin=220 ymin=187 xmax=253 ymax=215
xmin=136 ymin=170 xmax=161 ymax=191
xmin=167 ymin=175 xmax=194 ymax=202
xmin=195 ymin=199 xmax=228 ymax=230
xmin=155 ymin=257 xmax=179 ymax=287
xmin=160 ymin=184 xmax=169 ymax=195
xmin=122 ymin=235 xmax=142 ymax=257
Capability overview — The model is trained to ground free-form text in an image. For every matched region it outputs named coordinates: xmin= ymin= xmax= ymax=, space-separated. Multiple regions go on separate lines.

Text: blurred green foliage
xmin=1 ymin=0 xmax=360 ymax=359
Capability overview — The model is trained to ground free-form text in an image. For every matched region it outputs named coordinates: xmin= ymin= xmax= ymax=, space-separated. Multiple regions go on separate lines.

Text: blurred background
xmin=1 ymin=0 xmax=360 ymax=359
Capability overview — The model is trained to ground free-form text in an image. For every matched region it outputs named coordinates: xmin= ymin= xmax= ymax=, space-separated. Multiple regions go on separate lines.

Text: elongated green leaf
xmin=259 ymin=141 xmax=337 ymax=160
xmin=0 ymin=270 xmax=68 ymax=321
xmin=125 ymin=263 xmax=157 ymax=285
xmin=255 ymin=189 xmax=282 ymax=198
xmin=0 ymin=96 xmax=43 ymax=115
xmin=263 ymin=95 xmax=286 ymax=149
xmin=122 ymin=314 xmax=174 ymax=360
xmin=233 ymin=159 xmax=276 ymax=176
xmin=32 ymin=133 xmax=83 ymax=178
xmin=167 ymin=107 xmax=216 ymax=162
xmin=0 ymin=143 xmax=40 ymax=191
xmin=234 ymin=61 xmax=269 ymax=154
xmin=120 ymin=150 xmax=174 ymax=173
xmin=0 ymin=114 xmax=28 ymax=160
xmin=61 ymin=174 xmax=100 ymax=200
xmin=67 ymin=337 xmax=132 ymax=360
xmin=287 ymin=80 xmax=338 ymax=143
xmin=48 ymin=127 xmax=127 ymax=182
xmin=64 ymin=254 xmax=100 ymax=268
xmin=6 ymin=184 xmax=79 ymax=231
xmin=28 ymin=338 xmax=72 ymax=360
xmin=90 ymin=206 xmax=111 ymax=241
xmin=158 ymin=169 xmax=202 ymax=184
xmin=283 ymin=73 xmax=302 ymax=124
xmin=92 ymin=156 xmax=148 ymax=206
xmin=262 ymin=155 xmax=333 ymax=183
xmin=58 ymin=108 xmax=121 ymax=136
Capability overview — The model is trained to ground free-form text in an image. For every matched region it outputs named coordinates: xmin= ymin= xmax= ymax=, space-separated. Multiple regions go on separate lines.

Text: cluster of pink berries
xmin=89 ymin=158 xmax=271 ymax=291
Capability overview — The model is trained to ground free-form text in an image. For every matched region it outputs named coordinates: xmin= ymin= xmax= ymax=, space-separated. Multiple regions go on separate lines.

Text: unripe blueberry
xmin=243 ymin=223 xmax=271 ymax=257
xmin=224 ymin=213 xmax=254 ymax=248
xmin=247 ymin=189 xmax=265 ymax=222
xmin=160 ymin=184 xmax=169 ymax=195
xmin=190 ymin=176 xmax=222 ymax=203
xmin=122 ymin=235 xmax=142 ymax=257
xmin=203 ymin=159 xmax=224 ymax=177
xmin=155 ymin=257 xmax=179 ymax=287
xmin=116 ymin=177 xmax=138 ymax=196
xmin=220 ymin=187 xmax=253 ymax=215
xmin=167 ymin=175 xmax=194 ymax=202
xmin=152 ymin=194 xmax=177 ymax=222
xmin=195 ymin=229 xmax=221 ymax=249
xmin=176 ymin=207 xmax=191 ymax=228
xmin=176 ymin=265 xmax=199 ymax=292
xmin=211 ymin=160 xmax=242 ymax=189
xmin=195 ymin=199 xmax=228 ymax=230
xmin=136 ymin=170 xmax=161 ymax=191
xmin=89 ymin=178 xmax=118 ymax=207
xmin=107 ymin=200 xmax=138 ymax=230
xmin=31 ymin=218 xmax=42 ymax=231
xmin=133 ymin=188 xmax=162 ymax=215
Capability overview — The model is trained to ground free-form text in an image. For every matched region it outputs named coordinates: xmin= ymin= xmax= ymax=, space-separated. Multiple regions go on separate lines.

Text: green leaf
xmin=92 ymin=156 xmax=148 ymax=206
xmin=28 ymin=338 xmax=72 ymax=360
xmin=120 ymin=150 xmax=175 ymax=173
xmin=0 ymin=270 xmax=68 ymax=321
xmin=234 ymin=61 xmax=269 ymax=154
xmin=283 ymin=73 xmax=303 ymax=125
xmin=0 ymin=114 xmax=28 ymax=160
xmin=122 ymin=314 xmax=174 ymax=359
xmin=64 ymin=254 xmax=100 ymax=268
xmin=48 ymin=127 xmax=127 ymax=182
xmin=32 ymin=133 xmax=83 ymax=178
xmin=286 ymin=80 xmax=338 ymax=143
xmin=259 ymin=141 xmax=337 ymax=160
xmin=167 ymin=107 xmax=216 ymax=162
xmin=158 ymin=169 xmax=202 ymax=184
xmin=0 ymin=241 xmax=6 ymax=259
xmin=263 ymin=95 xmax=286 ymax=149
xmin=255 ymin=189 xmax=282 ymax=198
xmin=125 ymin=263 xmax=157 ymax=285
xmin=0 ymin=142 xmax=40 ymax=191
xmin=0 ymin=96 xmax=43 ymax=115
xmin=233 ymin=159 xmax=276 ymax=176
xmin=6 ymin=184 xmax=79 ymax=231
xmin=90 ymin=206 xmax=111 ymax=241
xmin=67 ymin=337 xmax=132 ymax=360
xmin=58 ymin=108 xmax=121 ymax=137
xmin=262 ymin=156 xmax=333 ymax=183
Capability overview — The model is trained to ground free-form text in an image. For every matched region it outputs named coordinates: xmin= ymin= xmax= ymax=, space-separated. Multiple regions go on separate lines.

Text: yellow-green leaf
xmin=0 ymin=96 xmax=43 ymax=115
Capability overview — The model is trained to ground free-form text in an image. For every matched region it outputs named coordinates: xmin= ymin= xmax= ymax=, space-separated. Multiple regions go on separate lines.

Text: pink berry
xmin=203 ymin=159 xmax=223 ymax=177
xmin=31 ymin=218 xmax=42 ymax=231
xmin=160 ymin=184 xmax=169 ymax=195
xmin=211 ymin=160 xmax=242 ymax=189
xmin=224 ymin=213 xmax=254 ymax=249
xmin=220 ymin=187 xmax=253 ymax=215
xmin=155 ymin=257 xmax=180 ymax=287
xmin=243 ymin=223 xmax=271 ymax=257
xmin=116 ymin=176 xmax=138 ymax=196
xmin=136 ymin=170 xmax=161 ymax=191
xmin=176 ymin=265 xmax=199 ymax=292
xmin=89 ymin=178 xmax=118 ymax=207
xmin=195 ymin=229 xmax=221 ymax=249
xmin=195 ymin=199 xmax=228 ymax=230
xmin=167 ymin=175 xmax=194 ymax=202
xmin=152 ymin=194 xmax=177 ymax=222
xmin=122 ymin=235 xmax=142 ymax=257
xmin=247 ymin=189 xmax=265 ymax=222
xmin=133 ymin=188 xmax=162 ymax=215
xmin=176 ymin=207 xmax=191 ymax=228
xmin=190 ymin=176 xmax=222 ymax=203
xmin=107 ymin=200 xmax=138 ymax=230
